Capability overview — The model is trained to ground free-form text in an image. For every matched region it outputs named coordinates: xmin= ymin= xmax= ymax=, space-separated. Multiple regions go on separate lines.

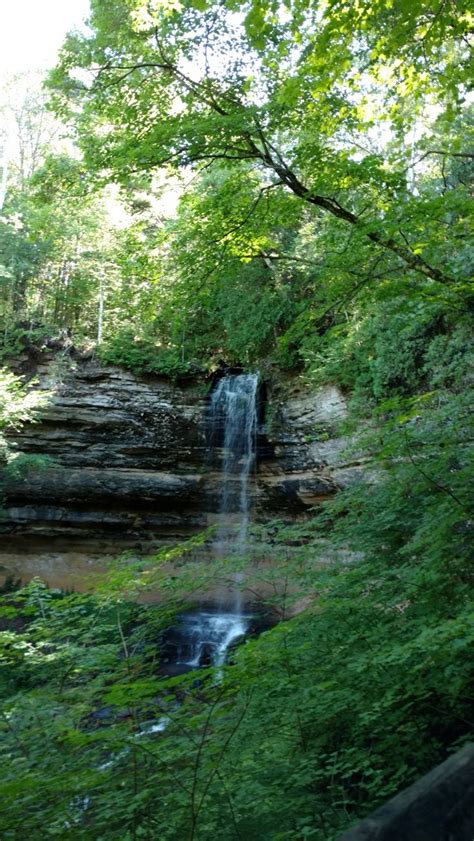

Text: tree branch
xmin=93 ymin=57 xmax=456 ymax=285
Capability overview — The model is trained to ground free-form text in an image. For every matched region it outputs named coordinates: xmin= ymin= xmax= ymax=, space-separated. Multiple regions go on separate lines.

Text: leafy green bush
xmin=2 ymin=452 xmax=58 ymax=480
xmin=98 ymin=328 xmax=196 ymax=379
xmin=0 ymin=369 xmax=47 ymax=467
xmin=303 ymin=294 xmax=472 ymax=409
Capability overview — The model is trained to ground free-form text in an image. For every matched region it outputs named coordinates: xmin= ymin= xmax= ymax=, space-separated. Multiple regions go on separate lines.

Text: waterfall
xmin=162 ymin=373 xmax=259 ymax=674
xmin=175 ymin=612 xmax=249 ymax=669
xmin=163 ymin=374 xmax=258 ymax=679
xmin=209 ymin=372 xmax=259 ymax=551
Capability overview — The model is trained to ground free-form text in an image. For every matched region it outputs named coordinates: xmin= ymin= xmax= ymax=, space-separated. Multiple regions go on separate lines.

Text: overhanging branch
xmin=93 ymin=54 xmax=456 ymax=285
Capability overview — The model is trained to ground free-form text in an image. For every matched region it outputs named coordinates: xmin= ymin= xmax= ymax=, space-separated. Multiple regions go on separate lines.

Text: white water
xmin=170 ymin=373 xmax=258 ymax=672
xmin=209 ymin=372 xmax=259 ymax=552
xmin=176 ymin=611 xmax=249 ymax=668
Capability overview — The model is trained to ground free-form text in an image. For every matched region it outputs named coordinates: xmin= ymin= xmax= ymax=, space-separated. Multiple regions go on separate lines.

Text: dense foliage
xmin=1 ymin=399 xmax=473 ymax=839
xmin=0 ymin=368 xmax=45 ymax=467
xmin=0 ymin=0 xmax=473 ymax=838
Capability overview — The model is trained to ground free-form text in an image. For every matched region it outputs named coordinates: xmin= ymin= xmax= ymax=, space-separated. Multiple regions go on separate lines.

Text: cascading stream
xmin=166 ymin=373 xmax=259 ymax=672
xmin=209 ymin=372 xmax=259 ymax=552
xmin=175 ymin=612 xmax=250 ymax=669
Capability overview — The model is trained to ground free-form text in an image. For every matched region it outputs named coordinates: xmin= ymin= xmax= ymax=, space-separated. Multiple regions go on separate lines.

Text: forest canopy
xmin=0 ymin=0 xmax=471 ymax=376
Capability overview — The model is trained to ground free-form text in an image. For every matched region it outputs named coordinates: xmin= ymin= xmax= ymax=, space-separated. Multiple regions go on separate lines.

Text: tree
xmin=48 ymin=0 xmax=473 ymax=288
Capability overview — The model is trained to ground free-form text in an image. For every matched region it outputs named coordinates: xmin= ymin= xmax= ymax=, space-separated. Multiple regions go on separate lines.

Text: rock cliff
xmin=0 ymin=354 xmax=368 ymax=587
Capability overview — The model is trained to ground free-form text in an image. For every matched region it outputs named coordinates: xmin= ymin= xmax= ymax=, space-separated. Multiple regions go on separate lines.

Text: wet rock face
xmin=1 ymin=357 xmax=367 ymax=555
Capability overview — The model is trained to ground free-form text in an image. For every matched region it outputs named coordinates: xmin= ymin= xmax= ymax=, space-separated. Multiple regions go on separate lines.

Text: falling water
xmin=175 ymin=612 xmax=249 ymax=669
xmin=209 ymin=372 xmax=259 ymax=551
xmin=163 ymin=373 xmax=259 ymax=673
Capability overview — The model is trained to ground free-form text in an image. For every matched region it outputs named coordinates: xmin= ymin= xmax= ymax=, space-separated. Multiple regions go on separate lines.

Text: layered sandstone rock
xmin=257 ymin=379 xmax=369 ymax=514
xmin=0 ymin=354 xmax=368 ymax=585
xmin=2 ymin=357 xmax=209 ymax=548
